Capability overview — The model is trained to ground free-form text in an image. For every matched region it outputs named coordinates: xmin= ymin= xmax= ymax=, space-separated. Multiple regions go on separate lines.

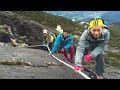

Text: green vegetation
xmin=13 ymin=11 xmax=84 ymax=35
xmin=107 ymin=51 xmax=120 ymax=68
xmin=109 ymin=25 xmax=120 ymax=49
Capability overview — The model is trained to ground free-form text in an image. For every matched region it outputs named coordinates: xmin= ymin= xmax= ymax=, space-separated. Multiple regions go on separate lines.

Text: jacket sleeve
xmin=64 ymin=34 xmax=73 ymax=49
xmin=43 ymin=37 xmax=46 ymax=44
xmin=75 ymin=30 xmax=89 ymax=65
xmin=51 ymin=34 xmax=61 ymax=54
xmin=90 ymin=30 xmax=110 ymax=59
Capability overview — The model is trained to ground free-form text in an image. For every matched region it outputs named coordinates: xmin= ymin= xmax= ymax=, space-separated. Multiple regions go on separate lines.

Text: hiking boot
xmin=88 ymin=72 xmax=97 ymax=79
xmin=69 ymin=58 xmax=75 ymax=64
xmin=96 ymin=75 xmax=103 ymax=79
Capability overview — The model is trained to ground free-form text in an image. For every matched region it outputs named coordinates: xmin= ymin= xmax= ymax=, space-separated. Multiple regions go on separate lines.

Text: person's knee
xmin=70 ymin=45 xmax=73 ymax=49
xmin=69 ymin=45 xmax=74 ymax=51
xmin=99 ymin=53 xmax=104 ymax=56
xmin=95 ymin=53 xmax=104 ymax=61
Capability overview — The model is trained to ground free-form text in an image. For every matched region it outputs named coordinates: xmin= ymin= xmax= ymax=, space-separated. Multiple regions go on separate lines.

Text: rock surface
xmin=0 ymin=44 xmax=119 ymax=79
xmin=0 ymin=11 xmax=54 ymax=45
xmin=0 ymin=45 xmax=85 ymax=79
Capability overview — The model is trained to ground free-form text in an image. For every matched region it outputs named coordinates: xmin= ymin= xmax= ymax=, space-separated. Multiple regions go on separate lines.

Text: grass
xmin=109 ymin=25 xmax=120 ymax=49
xmin=107 ymin=51 xmax=120 ymax=68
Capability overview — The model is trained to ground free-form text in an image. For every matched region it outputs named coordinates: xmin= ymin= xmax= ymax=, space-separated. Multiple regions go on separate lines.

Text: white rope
xmin=28 ymin=45 xmax=45 ymax=47
xmin=46 ymin=45 xmax=91 ymax=79
xmin=28 ymin=44 xmax=91 ymax=79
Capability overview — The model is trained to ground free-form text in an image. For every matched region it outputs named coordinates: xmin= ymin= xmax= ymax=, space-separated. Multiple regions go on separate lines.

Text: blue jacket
xmin=51 ymin=33 xmax=73 ymax=53
xmin=75 ymin=29 xmax=110 ymax=65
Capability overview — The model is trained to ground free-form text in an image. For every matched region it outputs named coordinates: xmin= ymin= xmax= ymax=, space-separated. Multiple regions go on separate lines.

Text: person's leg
xmin=56 ymin=45 xmax=68 ymax=60
xmin=94 ymin=53 xmax=105 ymax=79
xmin=57 ymin=46 xmax=63 ymax=54
xmin=69 ymin=45 xmax=74 ymax=64
xmin=49 ymin=43 xmax=53 ymax=50
xmin=63 ymin=48 xmax=69 ymax=61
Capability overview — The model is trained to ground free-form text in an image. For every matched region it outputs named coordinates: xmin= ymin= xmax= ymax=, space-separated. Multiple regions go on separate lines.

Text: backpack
xmin=49 ymin=33 xmax=56 ymax=43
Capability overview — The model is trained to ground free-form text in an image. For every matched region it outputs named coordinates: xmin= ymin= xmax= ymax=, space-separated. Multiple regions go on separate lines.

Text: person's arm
xmin=8 ymin=30 xmax=14 ymax=39
xmin=43 ymin=36 xmax=45 ymax=44
xmin=46 ymin=35 xmax=50 ymax=46
xmin=49 ymin=34 xmax=54 ymax=43
xmin=64 ymin=34 xmax=73 ymax=49
xmin=75 ymin=30 xmax=89 ymax=65
xmin=51 ymin=34 xmax=61 ymax=54
xmin=43 ymin=35 xmax=49 ymax=45
xmin=90 ymin=30 xmax=110 ymax=59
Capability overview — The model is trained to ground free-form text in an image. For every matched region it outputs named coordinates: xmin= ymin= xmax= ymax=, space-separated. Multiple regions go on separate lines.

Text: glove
xmin=84 ymin=54 xmax=92 ymax=62
xmin=74 ymin=65 xmax=83 ymax=73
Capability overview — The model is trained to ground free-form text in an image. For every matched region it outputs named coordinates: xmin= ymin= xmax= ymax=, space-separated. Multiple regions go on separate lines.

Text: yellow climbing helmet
xmin=88 ymin=18 xmax=104 ymax=29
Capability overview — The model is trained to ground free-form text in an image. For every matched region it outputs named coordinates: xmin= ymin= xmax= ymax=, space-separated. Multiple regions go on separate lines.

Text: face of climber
xmin=90 ymin=26 xmax=103 ymax=38
xmin=43 ymin=33 xmax=48 ymax=37
xmin=63 ymin=32 xmax=69 ymax=38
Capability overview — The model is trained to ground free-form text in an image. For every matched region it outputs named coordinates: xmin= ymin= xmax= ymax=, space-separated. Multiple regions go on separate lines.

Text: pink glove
xmin=74 ymin=65 xmax=83 ymax=72
xmin=84 ymin=54 xmax=92 ymax=62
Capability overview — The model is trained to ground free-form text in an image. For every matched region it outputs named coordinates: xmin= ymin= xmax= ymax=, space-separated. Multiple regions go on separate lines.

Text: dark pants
xmin=84 ymin=47 xmax=105 ymax=76
xmin=58 ymin=45 xmax=74 ymax=64
xmin=49 ymin=43 xmax=54 ymax=50
xmin=95 ymin=53 xmax=105 ymax=76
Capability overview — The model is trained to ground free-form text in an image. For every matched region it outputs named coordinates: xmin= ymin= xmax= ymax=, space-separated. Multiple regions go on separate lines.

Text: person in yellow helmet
xmin=74 ymin=18 xmax=110 ymax=79
xmin=43 ymin=29 xmax=56 ymax=50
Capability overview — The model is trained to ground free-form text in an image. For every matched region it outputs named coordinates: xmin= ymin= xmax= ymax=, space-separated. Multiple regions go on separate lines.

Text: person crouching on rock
xmin=43 ymin=29 xmax=56 ymax=50
xmin=50 ymin=28 xmax=75 ymax=64
xmin=74 ymin=18 xmax=110 ymax=79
